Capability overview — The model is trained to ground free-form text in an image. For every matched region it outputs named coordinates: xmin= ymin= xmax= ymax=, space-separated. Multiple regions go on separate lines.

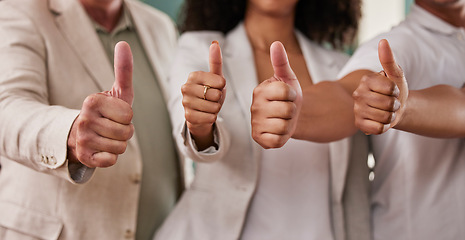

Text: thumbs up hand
xmin=251 ymin=41 xmax=302 ymax=149
xmin=353 ymin=39 xmax=408 ymax=135
xmin=67 ymin=41 xmax=135 ymax=168
xmin=181 ymin=41 xmax=226 ymax=150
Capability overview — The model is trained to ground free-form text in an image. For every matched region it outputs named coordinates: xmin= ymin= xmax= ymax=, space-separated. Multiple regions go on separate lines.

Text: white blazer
xmin=157 ymin=24 xmax=370 ymax=240
xmin=0 ymin=0 xmax=178 ymax=239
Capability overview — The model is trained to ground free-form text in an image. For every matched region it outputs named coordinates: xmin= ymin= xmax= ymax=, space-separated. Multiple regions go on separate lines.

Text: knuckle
xmin=213 ymin=103 xmax=222 ymax=113
xmin=77 ymin=116 xmax=90 ymax=129
xmin=119 ymin=126 xmax=133 ymax=140
xmin=386 ymin=98 xmax=396 ymax=110
xmin=253 ymin=86 xmax=264 ymax=97
xmin=188 ymin=71 xmax=202 ymax=82
xmin=184 ymin=109 xmax=195 ymax=122
xmin=211 ymin=90 xmax=222 ymax=102
xmin=375 ymin=124 xmax=385 ymax=135
xmin=382 ymin=111 xmax=393 ymax=123
xmin=251 ymin=131 xmax=261 ymax=143
xmin=207 ymin=114 xmax=217 ymax=123
xmin=270 ymin=136 xmax=286 ymax=149
xmin=123 ymin=108 xmax=134 ymax=123
xmin=386 ymin=81 xmax=397 ymax=94
xmin=181 ymin=97 xmax=191 ymax=107
xmin=116 ymin=142 xmax=128 ymax=154
xmin=218 ymin=76 xmax=226 ymax=88
xmin=181 ymin=84 xmax=190 ymax=95
xmin=76 ymin=132 xmax=92 ymax=147
xmin=353 ymin=103 xmax=362 ymax=114
xmin=83 ymin=94 xmax=100 ymax=109
xmin=360 ymin=75 xmax=370 ymax=83
xmin=352 ymin=89 xmax=361 ymax=100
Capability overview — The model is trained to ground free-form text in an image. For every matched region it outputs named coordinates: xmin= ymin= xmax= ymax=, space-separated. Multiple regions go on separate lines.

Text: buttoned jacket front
xmin=156 ymin=24 xmax=370 ymax=240
xmin=0 ymin=0 xmax=177 ymax=239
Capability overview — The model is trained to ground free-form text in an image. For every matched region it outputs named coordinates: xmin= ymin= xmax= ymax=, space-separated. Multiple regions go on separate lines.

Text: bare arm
xmin=251 ymin=41 xmax=371 ymax=148
xmin=395 ymin=85 xmax=465 ymax=138
xmin=293 ymin=70 xmax=371 ymax=142
xmin=353 ymin=39 xmax=465 ymax=138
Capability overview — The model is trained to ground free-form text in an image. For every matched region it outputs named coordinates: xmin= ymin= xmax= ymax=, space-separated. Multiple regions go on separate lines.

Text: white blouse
xmin=242 ymin=138 xmax=333 ymax=240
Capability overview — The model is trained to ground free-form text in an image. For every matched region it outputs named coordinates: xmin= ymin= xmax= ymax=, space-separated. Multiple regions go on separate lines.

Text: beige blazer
xmin=156 ymin=24 xmax=370 ymax=240
xmin=0 ymin=0 xmax=177 ymax=239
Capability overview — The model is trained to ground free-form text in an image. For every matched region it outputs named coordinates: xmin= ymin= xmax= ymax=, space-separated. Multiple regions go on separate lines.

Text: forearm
xmin=0 ymin=97 xmax=80 ymax=179
xmin=293 ymin=81 xmax=357 ymax=142
xmin=395 ymin=85 xmax=465 ymax=138
xmin=292 ymin=70 xmax=371 ymax=142
xmin=188 ymin=123 xmax=217 ymax=151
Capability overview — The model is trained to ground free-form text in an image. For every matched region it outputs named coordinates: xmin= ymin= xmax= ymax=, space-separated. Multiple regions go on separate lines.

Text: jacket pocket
xmin=0 ymin=201 xmax=63 ymax=240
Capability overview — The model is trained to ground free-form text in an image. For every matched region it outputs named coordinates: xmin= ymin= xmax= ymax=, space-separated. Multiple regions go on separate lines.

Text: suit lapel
xmin=125 ymin=0 xmax=169 ymax=98
xmin=49 ymin=0 xmax=140 ymax=152
xmin=49 ymin=0 xmax=114 ymax=92
xmin=223 ymin=24 xmax=258 ymax=133
xmin=297 ymin=31 xmax=340 ymax=84
xmin=297 ymin=32 xmax=351 ymax=203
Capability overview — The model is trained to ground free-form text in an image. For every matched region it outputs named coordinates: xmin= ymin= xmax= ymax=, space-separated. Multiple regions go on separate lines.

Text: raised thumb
xmin=378 ymin=39 xmax=403 ymax=80
xmin=112 ymin=41 xmax=134 ymax=105
xmin=270 ymin=41 xmax=297 ymax=83
xmin=209 ymin=40 xmax=223 ymax=76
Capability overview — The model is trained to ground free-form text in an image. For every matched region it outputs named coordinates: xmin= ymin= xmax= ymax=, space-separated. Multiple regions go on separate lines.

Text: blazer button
xmin=130 ymin=173 xmax=141 ymax=184
xmin=124 ymin=229 xmax=134 ymax=239
xmin=49 ymin=156 xmax=57 ymax=165
xmin=43 ymin=155 xmax=50 ymax=164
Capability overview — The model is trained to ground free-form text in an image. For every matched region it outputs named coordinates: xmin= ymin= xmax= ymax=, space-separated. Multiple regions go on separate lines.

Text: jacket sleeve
xmin=168 ymin=32 xmax=231 ymax=163
xmin=0 ymin=3 xmax=90 ymax=183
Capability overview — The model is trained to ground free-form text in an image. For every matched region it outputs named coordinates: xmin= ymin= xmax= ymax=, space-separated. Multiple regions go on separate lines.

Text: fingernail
xmin=393 ymin=99 xmax=401 ymax=111
xmin=382 ymin=124 xmax=390 ymax=133
xmin=392 ymin=85 xmax=400 ymax=97
xmin=212 ymin=40 xmax=219 ymax=45
xmin=391 ymin=112 xmax=396 ymax=123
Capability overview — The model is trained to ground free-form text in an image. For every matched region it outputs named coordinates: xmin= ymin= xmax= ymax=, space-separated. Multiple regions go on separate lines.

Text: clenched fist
xmin=353 ymin=39 xmax=408 ymax=135
xmin=182 ymin=41 xmax=226 ymax=150
xmin=251 ymin=41 xmax=302 ymax=149
xmin=67 ymin=41 xmax=135 ymax=168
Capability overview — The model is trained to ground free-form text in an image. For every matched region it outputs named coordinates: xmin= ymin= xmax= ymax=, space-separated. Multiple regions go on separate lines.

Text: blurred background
xmin=142 ymin=0 xmax=415 ymax=46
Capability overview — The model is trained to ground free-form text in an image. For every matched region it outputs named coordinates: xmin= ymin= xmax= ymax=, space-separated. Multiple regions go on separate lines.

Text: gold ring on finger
xmin=203 ymin=84 xmax=211 ymax=100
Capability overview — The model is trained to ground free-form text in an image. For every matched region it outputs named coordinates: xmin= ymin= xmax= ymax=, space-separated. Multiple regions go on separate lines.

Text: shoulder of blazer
xmin=125 ymin=0 xmax=177 ymax=39
xmin=1 ymin=0 xmax=53 ymax=22
xmin=178 ymin=31 xmax=226 ymax=54
xmin=299 ymin=34 xmax=349 ymax=70
xmin=179 ymin=31 xmax=226 ymax=44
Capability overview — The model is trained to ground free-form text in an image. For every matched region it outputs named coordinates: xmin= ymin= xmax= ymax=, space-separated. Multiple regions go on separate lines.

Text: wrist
xmin=188 ymin=123 xmax=217 ymax=151
xmin=67 ymin=119 xmax=80 ymax=164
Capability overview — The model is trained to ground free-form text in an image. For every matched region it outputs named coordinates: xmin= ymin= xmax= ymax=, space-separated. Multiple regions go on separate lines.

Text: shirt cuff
xmin=188 ymin=124 xmax=220 ymax=154
xmin=68 ymin=161 xmax=95 ymax=184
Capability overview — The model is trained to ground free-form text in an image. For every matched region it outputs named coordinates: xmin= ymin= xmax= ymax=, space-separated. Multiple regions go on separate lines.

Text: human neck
xmin=416 ymin=1 xmax=465 ymax=28
xmin=243 ymin=6 xmax=300 ymax=54
xmin=80 ymin=0 xmax=123 ymax=32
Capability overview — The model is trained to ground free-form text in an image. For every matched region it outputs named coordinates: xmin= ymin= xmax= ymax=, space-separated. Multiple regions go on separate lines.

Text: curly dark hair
xmin=178 ymin=0 xmax=361 ymax=49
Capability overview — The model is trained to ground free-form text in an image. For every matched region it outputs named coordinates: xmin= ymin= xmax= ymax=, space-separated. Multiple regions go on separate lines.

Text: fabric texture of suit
xmin=0 ymin=0 xmax=177 ymax=239
xmin=155 ymin=24 xmax=370 ymax=240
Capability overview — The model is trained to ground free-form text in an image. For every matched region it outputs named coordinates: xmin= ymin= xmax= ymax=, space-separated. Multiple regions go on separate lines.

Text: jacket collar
xmin=409 ymin=4 xmax=463 ymax=36
xmin=222 ymin=23 xmax=341 ymax=125
xmin=49 ymin=0 xmax=114 ymax=92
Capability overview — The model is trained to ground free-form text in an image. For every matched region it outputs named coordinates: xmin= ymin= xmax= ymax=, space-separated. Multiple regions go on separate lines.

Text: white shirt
xmin=241 ymin=139 xmax=333 ymax=240
xmin=339 ymin=5 xmax=465 ymax=240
